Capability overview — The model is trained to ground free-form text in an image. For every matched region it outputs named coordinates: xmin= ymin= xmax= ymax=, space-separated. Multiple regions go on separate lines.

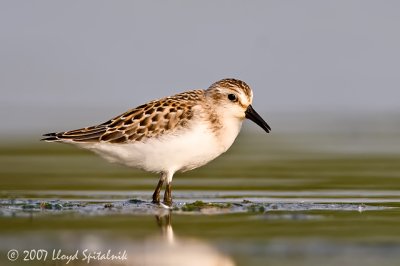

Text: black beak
xmin=245 ymin=105 xmax=271 ymax=133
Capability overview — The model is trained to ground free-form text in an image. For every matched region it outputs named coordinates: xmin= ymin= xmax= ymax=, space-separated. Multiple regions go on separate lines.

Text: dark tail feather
xmin=41 ymin=136 xmax=59 ymax=141
xmin=41 ymin=132 xmax=60 ymax=142
xmin=41 ymin=127 xmax=105 ymax=142
xmin=43 ymin=132 xmax=57 ymax=136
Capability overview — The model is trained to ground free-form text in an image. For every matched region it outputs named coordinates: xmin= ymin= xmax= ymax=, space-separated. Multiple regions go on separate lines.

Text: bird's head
xmin=205 ymin=78 xmax=271 ymax=133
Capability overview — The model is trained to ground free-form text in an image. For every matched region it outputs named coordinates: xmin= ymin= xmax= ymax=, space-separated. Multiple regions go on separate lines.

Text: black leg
xmin=152 ymin=179 xmax=164 ymax=204
xmin=163 ymin=182 xmax=172 ymax=206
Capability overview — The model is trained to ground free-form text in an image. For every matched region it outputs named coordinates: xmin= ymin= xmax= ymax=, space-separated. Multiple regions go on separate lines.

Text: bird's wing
xmin=42 ymin=90 xmax=205 ymax=144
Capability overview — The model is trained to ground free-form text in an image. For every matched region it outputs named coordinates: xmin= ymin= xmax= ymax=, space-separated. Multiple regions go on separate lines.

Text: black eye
xmin=228 ymin=94 xmax=237 ymax=102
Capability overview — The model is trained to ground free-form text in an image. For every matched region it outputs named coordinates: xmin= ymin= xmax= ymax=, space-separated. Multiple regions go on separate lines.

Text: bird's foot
xmin=152 ymin=197 xmax=160 ymax=205
xmin=162 ymin=198 xmax=172 ymax=207
xmin=159 ymin=202 xmax=172 ymax=209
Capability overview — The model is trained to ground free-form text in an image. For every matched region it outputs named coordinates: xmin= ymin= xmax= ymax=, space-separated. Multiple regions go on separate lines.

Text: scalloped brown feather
xmin=42 ymin=90 xmax=205 ymax=144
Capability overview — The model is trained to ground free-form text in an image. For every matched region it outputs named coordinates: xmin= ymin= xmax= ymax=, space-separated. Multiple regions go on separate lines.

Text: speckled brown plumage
xmin=42 ymin=90 xmax=205 ymax=143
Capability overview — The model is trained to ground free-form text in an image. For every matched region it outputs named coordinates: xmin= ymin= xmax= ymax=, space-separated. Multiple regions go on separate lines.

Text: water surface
xmin=1 ymin=133 xmax=400 ymax=266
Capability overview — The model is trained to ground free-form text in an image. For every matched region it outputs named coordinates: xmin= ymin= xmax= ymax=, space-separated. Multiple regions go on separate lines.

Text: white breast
xmin=77 ymin=119 xmax=242 ymax=174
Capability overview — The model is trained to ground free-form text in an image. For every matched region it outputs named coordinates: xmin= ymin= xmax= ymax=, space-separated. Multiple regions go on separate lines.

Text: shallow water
xmin=1 ymin=133 xmax=400 ymax=266
xmin=1 ymin=195 xmax=400 ymax=266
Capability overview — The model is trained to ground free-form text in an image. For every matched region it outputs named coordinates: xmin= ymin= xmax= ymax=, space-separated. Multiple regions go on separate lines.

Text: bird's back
xmin=42 ymin=89 xmax=206 ymax=144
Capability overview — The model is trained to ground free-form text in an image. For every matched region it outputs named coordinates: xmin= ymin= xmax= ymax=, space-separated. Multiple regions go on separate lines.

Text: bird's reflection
xmin=132 ymin=210 xmax=235 ymax=266
xmin=62 ymin=211 xmax=235 ymax=266
xmin=155 ymin=210 xmax=175 ymax=244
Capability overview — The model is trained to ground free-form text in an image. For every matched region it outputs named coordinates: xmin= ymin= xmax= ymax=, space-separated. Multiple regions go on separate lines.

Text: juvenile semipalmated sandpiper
xmin=42 ymin=79 xmax=271 ymax=206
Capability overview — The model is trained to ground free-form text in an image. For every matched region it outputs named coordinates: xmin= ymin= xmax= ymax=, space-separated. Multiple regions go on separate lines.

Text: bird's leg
xmin=152 ymin=173 xmax=165 ymax=204
xmin=163 ymin=182 xmax=173 ymax=206
xmin=152 ymin=179 xmax=163 ymax=204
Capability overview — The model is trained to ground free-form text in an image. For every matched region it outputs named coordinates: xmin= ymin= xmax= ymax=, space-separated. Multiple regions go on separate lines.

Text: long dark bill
xmin=245 ymin=105 xmax=271 ymax=133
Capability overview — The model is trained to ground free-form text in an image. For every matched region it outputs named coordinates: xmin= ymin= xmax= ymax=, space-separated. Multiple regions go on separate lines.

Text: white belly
xmin=77 ymin=121 xmax=241 ymax=174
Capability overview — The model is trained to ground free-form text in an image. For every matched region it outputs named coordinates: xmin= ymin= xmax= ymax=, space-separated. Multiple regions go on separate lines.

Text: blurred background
xmin=1 ymin=0 xmax=399 ymax=138
xmin=1 ymin=1 xmax=400 ymax=266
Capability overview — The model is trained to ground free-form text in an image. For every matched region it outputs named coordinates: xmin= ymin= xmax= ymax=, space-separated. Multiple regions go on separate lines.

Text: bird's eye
xmin=228 ymin=94 xmax=237 ymax=102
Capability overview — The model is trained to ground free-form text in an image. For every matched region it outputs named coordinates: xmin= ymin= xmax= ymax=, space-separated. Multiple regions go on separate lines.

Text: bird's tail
xmin=41 ymin=132 xmax=61 ymax=142
xmin=41 ymin=124 xmax=107 ymax=142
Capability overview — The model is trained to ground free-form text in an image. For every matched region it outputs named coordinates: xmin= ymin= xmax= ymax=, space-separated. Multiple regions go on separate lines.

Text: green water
xmin=1 ymin=133 xmax=400 ymax=265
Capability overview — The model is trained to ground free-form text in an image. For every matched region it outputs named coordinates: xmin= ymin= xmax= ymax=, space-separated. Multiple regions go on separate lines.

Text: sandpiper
xmin=42 ymin=79 xmax=271 ymax=206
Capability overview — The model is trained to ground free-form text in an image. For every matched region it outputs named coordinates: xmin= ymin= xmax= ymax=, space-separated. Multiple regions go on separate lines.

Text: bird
xmin=42 ymin=78 xmax=271 ymax=206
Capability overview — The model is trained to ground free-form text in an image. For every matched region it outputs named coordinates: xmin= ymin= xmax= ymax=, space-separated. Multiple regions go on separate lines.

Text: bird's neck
xmin=215 ymin=114 xmax=243 ymax=152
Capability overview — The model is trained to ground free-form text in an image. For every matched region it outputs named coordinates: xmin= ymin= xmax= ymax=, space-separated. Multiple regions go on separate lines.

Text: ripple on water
xmin=0 ymin=194 xmax=395 ymax=218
